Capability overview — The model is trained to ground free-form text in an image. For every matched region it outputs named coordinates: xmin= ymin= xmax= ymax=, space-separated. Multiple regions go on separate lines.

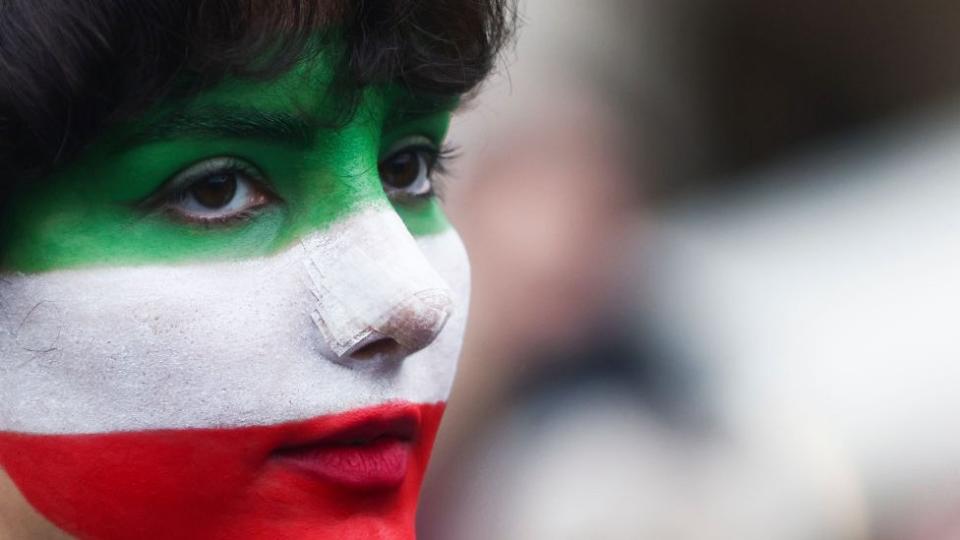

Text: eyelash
xmin=432 ymin=143 xmax=459 ymax=176
xmin=159 ymin=201 xmax=262 ymax=228
xmin=150 ymin=160 xmax=272 ymax=228
xmin=146 ymin=141 xmax=458 ymax=228
xmin=388 ymin=142 xmax=459 ymax=201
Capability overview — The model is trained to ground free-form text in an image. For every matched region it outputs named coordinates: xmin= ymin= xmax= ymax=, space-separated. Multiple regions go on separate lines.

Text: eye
xmin=379 ymin=136 xmax=440 ymax=200
xmin=157 ymin=157 xmax=274 ymax=225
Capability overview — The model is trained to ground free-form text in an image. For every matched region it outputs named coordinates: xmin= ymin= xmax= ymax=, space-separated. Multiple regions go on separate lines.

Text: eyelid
xmin=168 ymin=157 xmax=265 ymax=191
xmin=381 ymin=135 xmax=438 ymax=160
xmin=138 ymin=156 xmax=268 ymax=209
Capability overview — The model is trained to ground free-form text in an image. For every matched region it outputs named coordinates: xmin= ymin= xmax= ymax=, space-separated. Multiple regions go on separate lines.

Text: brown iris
xmin=379 ymin=151 xmax=421 ymax=189
xmin=190 ymin=174 xmax=237 ymax=209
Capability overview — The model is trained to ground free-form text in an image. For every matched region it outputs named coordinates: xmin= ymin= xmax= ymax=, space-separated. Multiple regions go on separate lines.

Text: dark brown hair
xmin=0 ymin=0 xmax=515 ymax=181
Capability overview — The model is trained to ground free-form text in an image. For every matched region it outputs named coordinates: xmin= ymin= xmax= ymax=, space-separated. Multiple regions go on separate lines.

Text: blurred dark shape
xmin=420 ymin=0 xmax=960 ymax=538
xmin=655 ymin=0 xmax=960 ymax=192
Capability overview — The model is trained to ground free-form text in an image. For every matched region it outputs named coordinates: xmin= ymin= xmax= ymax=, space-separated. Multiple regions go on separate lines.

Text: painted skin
xmin=0 ymin=46 xmax=469 ymax=539
xmin=0 ymin=50 xmax=454 ymax=270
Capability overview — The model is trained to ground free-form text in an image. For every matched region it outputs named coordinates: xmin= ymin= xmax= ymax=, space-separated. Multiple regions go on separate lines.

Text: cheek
xmin=0 ymin=208 xmax=464 ymax=434
xmin=0 ymin=210 xmax=468 ymax=539
xmin=414 ymin=229 xmax=471 ymax=367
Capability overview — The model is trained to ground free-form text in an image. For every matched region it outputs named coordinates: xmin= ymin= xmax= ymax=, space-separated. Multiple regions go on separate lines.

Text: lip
xmin=270 ymin=404 xmax=420 ymax=490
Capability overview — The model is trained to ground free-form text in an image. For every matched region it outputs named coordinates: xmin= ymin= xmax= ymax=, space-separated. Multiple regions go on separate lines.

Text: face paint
xmin=0 ymin=47 xmax=468 ymax=539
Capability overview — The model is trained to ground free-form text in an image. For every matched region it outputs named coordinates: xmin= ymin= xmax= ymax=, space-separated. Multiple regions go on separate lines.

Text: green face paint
xmin=0 ymin=48 xmax=455 ymax=273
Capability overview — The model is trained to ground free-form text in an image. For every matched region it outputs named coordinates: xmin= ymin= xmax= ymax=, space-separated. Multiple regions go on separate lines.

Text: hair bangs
xmin=0 ymin=0 xmax=515 ymax=181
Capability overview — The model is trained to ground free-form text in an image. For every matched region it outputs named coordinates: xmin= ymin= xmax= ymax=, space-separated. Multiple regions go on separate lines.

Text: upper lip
xmin=272 ymin=403 xmax=420 ymax=453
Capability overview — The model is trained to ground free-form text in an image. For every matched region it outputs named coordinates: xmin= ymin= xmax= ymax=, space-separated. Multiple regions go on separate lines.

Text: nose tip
xmin=340 ymin=288 xmax=453 ymax=363
xmin=379 ymin=289 xmax=454 ymax=354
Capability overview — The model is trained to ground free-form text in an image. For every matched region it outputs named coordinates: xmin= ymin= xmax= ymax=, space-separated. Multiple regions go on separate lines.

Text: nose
xmin=339 ymin=288 xmax=453 ymax=361
xmin=300 ymin=207 xmax=455 ymax=364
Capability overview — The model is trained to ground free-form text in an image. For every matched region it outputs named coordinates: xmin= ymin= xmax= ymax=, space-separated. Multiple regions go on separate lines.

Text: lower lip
xmin=274 ymin=436 xmax=412 ymax=489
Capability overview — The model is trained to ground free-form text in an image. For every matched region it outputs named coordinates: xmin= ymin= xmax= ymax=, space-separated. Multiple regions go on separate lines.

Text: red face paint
xmin=0 ymin=402 xmax=445 ymax=540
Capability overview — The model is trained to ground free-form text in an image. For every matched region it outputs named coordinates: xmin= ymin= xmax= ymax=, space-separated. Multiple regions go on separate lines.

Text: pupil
xmin=191 ymin=174 xmax=237 ymax=209
xmin=380 ymin=152 xmax=420 ymax=189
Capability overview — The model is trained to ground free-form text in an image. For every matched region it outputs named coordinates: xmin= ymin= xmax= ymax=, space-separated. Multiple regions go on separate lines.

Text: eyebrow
xmin=128 ymin=106 xmax=315 ymax=147
xmin=385 ymin=95 xmax=461 ymax=127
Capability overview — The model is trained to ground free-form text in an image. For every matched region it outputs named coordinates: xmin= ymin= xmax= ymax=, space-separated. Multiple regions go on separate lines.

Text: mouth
xmin=269 ymin=404 xmax=420 ymax=490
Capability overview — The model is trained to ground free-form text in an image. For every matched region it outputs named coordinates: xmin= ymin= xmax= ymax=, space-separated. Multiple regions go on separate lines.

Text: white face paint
xmin=0 ymin=204 xmax=469 ymax=434
xmin=302 ymin=209 xmax=455 ymax=358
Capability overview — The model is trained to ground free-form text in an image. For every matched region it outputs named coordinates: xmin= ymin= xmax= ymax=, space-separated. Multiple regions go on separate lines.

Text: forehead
xmin=176 ymin=49 xmax=341 ymax=116
xmin=120 ymin=49 xmax=460 ymax=145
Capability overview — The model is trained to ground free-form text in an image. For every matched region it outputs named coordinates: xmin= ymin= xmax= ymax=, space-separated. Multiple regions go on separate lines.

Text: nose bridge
xmin=300 ymin=206 xmax=454 ymax=360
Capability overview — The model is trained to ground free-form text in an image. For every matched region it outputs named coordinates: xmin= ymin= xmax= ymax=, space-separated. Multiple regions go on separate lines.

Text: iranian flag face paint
xmin=0 ymin=50 xmax=468 ymax=539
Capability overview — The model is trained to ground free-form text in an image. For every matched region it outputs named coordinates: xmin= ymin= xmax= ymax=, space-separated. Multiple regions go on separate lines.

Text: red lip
xmin=0 ymin=402 xmax=447 ymax=539
xmin=270 ymin=404 xmax=420 ymax=490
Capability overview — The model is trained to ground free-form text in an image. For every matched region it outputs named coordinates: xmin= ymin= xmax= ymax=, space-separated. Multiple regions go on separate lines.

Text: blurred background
xmin=418 ymin=1 xmax=960 ymax=539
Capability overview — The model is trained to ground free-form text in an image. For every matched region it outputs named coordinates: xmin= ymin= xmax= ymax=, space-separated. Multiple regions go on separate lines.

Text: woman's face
xmin=0 ymin=48 xmax=469 ymax=539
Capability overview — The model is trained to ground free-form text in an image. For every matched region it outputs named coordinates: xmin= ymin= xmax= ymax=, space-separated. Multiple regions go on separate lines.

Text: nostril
xmin=349 ymin=336 xmax=402 ymax=360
